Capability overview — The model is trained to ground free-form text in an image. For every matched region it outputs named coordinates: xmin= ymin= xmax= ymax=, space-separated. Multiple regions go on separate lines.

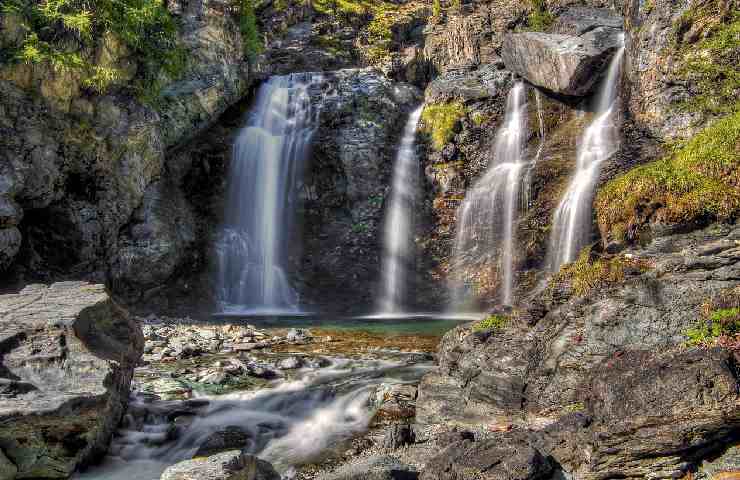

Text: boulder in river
xmin=161 ymin=451 xmax=279 ymax=480
xmin=194 ymin=427 xmax=254 ymax=458
xmin=501 ymin=19 xmax=622 ymax=96
xmin=0 ymin=282 xmax=143 ymax=479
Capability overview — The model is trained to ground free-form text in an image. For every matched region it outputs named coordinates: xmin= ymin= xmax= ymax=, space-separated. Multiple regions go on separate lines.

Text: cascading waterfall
xmin=547 ymin=36 xmax=625 ymax=269
xmin=377 ymin=106 xmax=424 ymax=314
xmin=522 ymin=89 xmax=546 ymax=211
xmin=216 ymin=73 xmax=322 ymax=314
xmin=451 ymin=82 xmax=528 ymax=309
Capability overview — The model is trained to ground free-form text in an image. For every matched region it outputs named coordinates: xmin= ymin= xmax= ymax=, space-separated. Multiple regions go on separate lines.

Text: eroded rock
xmin=0 ymin=282 xmax=143 ymax=479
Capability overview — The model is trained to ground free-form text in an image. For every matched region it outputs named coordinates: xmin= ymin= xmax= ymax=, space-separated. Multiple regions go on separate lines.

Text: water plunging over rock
xmin=547 ymin=37 xmax=625 ymax=269
xmin=216 ymin=74 xmax=323 ymax=314
xmin=377 ymin=106 xmax=424 ymax=314
xmin=450 ymin=82 xmax=528 ymax=309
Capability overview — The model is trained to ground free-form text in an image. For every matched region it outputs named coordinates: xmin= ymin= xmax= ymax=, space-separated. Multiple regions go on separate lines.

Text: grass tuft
xmin=421 ymin=102 xmax=466 ymax=150
xmin=472 ymin=314 xmax=508 ymax=332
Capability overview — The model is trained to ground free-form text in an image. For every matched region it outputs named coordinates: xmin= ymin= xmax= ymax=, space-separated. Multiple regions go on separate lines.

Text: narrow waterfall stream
xmin=547 ymin=38 xmax=626 ymax=269
xmin=451 ymin=82 xmax=528 ymax=309
xmin=377 ymin=106 xmax=424 ymax=315
xmin=216 ymin=74 xmax=322 ymax=314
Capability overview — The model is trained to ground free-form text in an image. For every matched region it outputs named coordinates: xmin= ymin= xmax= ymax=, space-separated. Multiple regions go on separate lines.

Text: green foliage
xmin=551 ymin=246 xmax=652 ymax=297
xmin=526 ymin=0 xmax=554 ymax=32
xmin=596 ymin=111 xmax=740 ymax=242
xmin=421 ymin=102 xmax=465 ymax=150
xmin=685 ymin=307 xmax=740 ymax=346
xmin=3 ymin=0 xmax=187 ymax=98
xmin=674 ymin=6 xmax=740 ymax=115
xmin=240 ymin=0 xmax=263 ymax=59
xmin=472 ymin=314 xmax=508 ymax=332
xmin=432 ymin=0 xmax=441 ymax=19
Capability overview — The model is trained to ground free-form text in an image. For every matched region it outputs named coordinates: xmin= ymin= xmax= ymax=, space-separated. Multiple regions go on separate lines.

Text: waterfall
xmin=547 ymin=36 xmax=625 ymax=270
xmin=522 ymin=89 xmax=546 ymax=211
xmin=216 ymin=73 xmax=322 ymax=314
xmin=451 ymin=82 xmax=528 ymax=309
xmin=377 ymin=106 xmax=424 ymax=314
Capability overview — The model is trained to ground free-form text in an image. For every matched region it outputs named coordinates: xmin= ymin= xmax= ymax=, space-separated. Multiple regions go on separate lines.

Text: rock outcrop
xmin=501 ymin=25 xmax=622 ymax=96
xmin=0 ymin=282 xmax=143 ymax=479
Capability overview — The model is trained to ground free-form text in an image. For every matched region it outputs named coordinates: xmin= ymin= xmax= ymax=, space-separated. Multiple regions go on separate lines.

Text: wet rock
xmin=276 ymin=356 xmax=303 ymax=370
xmin=0 ymin=227 xmax=21 ymax=270
xmin=501 ymin=26 xmax=622 ymax=96
xmin=424 ymin=62 xmax=511 ymax=104
xmin=142 ymin=378 xmax=192 ymax=400
xmin=318 ymin=455 xmax=418 ymax=480
xmin=0 ymin=282 xmax=143 ymax=478
xmin=0 ymin=450 xmax=17 ymax=480
xmin=420 ymin=432 xmax=554 ymax=480
xmin=372 ymin=384 xmax=418 ymax=421
xmin=551 ymin=7 xmax=624 ymax=36
xmin=161 ymin=451 xmax=280 ymax=480
xmin=286 ymin=328 xmax=311 ymax=342
xmin=382 ymin=424 xmax=415 ymax=450
xmin=194 ymin=427 xmax=254 ymax=458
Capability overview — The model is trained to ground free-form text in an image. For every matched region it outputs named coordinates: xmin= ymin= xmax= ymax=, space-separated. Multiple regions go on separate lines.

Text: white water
xmin=75 ymin=357 xmax=432 ymax=480
xmin=451 ymin=82 xmax=528 ymax=309
xmin=377 ymin=106 xmax=424 ymax=314
xmin=547 ymin=38 xmax=625 ymax=269
xmin=216 ymin=73 xmax=322 ymax=314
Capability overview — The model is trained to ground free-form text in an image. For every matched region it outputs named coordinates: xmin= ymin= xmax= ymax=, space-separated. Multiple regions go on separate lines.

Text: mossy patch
xmin=595 ymin=111 xmax=740 ymax=242
xmin=550 ymin=246 xmax=652 ymax=297
xmin=421 ymin=101 xmax=466 ymax=150
xmin=685 ymin=287 xmax=740 ymax=348
xmin=673 ymin=0 xmax=739 ymax=115
xmin=525 ymin=0 xmax=554 ymax=32
xmin=472 ymin=314 xmax=508 ymax=332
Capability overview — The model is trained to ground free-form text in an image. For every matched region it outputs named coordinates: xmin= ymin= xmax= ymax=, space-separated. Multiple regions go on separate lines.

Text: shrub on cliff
xmin=1 ymin=0 xmax=186 ymax=98
xmin=421 ymin=102 xmax=465 ymax=150
xmin=596 ymin=110 xmax=740 ymax=242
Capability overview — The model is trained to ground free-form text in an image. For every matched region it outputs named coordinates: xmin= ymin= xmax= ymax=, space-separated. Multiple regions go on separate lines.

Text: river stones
xmin=194 ymin=427 xmax=254 ymax=458
xmin=0 ymin=282 xmax=143 ymax=479
xmin=318 ymin=455 xmax=418 ymax=480
xmin=501 ymin=18 xmax=622 ymax=96
xmin=161 ymin=451 xmax=279 ymax=480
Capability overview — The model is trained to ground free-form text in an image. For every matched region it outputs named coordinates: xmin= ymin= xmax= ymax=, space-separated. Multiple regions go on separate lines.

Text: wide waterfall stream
xmin=216 ymin=73 xmax=322 ymax=315
xmin=547 ymin=37 xmax=626 ymax=269
xmin=451 ymin=82 xmax=528 ymax=309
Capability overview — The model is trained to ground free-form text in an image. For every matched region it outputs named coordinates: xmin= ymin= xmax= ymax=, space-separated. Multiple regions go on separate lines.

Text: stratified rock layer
xmin=0 ymin=282 xmax=143 ymax=479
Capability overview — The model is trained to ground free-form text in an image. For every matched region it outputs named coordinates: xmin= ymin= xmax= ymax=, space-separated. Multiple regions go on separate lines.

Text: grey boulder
xmin=161 ymin=451 xmax=279 ymax=480
xmin=0 ymin=282 xmax=143 ymax=479
xmin=502 ymin=26 xmax=622 ymax=96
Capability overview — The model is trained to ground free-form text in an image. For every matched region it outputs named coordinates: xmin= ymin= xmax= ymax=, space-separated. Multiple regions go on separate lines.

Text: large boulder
xmin=161 ymin=451 xmax=279 ymax=480
xmin=501 ymin=26 xmax=622 ymax=96
xmin=0 ymin=282 xmax=143 ymax=479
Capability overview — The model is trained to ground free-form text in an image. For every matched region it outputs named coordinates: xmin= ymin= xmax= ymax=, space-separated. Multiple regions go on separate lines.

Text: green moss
xmin=525 ymin=0 xmax=554 ymax=32
xmin=472 ymin=314 xmax=508 ymax=332
xmin=421 ymin=102 xmax=465 ymax=150
xmin=2 ymin=0 xmax=188 ymax=98
xmin=240 ymin=0 xmax=263 ymax=59
xmin=673 ymin=2 xmax=739 ymax=114
xmin=685 ymin=307 xmax=740 ymax=346
xmin=596 ymin=111 xmax=740 ymax=241
xmin=551 ymin=246 xmax=652 ymax=297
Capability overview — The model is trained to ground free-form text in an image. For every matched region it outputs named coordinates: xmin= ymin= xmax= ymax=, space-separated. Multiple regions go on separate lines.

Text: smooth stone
xmin=161 ymin=451 xmax=280 ymax=480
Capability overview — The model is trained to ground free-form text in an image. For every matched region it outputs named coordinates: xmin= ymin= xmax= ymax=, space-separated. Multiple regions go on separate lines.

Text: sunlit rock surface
xmin=0 ymin=282 xmax=142 ymax=479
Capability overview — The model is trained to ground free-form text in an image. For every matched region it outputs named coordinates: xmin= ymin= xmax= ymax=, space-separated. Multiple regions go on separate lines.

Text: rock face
xmin=416 ymin=222 xmax=740 ymax=476
xmin=501 ymin=26 xmax=622 ymax=96
xmin=0 ymin=282 xmax=143 ymax=479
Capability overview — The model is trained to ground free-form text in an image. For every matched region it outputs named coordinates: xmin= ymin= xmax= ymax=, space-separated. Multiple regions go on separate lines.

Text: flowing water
xmin=522 ymin=89 xmax=546 ymax=212
xmin=547 ymin=38 xmax=626 ymax=269
xmin=75 ymin=356 xmax=433 ymax=480
xmin=377 ymin=106 xmax=424 ymax=314
xmin=450 ymin=82 xmax=528 ymax=309
xmin=216 ymin=73 xmax=323 ymax=315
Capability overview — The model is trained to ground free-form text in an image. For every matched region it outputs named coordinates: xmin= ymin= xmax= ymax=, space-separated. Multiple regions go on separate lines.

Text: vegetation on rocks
xmin=240 ymin=0 xmax=262 ymax=59
xmin=596 ymin=110 xmax=740 ymax=241
xmin=472 ymin=313 xmax=508 ymax=332
xmin=674 ymin=0 xmax=740 ymax=115
xmin=551 ymin=246 xmax=652 ymax=297
xmin=421 ymin=101 xmax=465 ymax=150
xmin=525 ymin=0 xmax=554 ymax=32
xmin=686 ymin=287 xmax=740 ymax=348
xmin=2 ymin=0 xmax=187 ymax=97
